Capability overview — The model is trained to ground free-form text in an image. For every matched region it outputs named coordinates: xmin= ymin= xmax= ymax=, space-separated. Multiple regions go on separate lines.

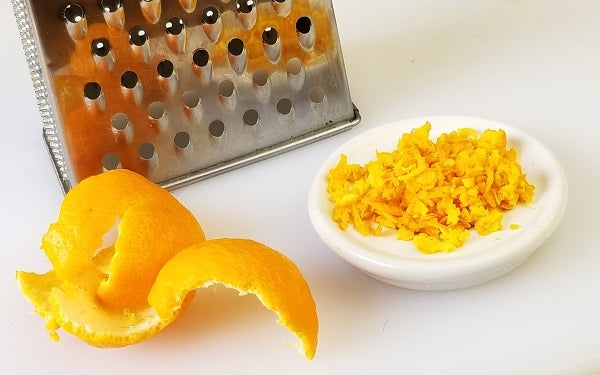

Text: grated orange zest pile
xmin=327 ymin=122 xmax=535 ymax=253
xmin=16 ymin=170 xmax=318 ymax=359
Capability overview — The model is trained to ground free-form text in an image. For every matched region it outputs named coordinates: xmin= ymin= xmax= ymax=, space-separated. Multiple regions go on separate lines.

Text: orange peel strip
xmin=148 ymin=238 xmax=319 ymax=359
xmin=17 ymin=170 xmax=319 ymax=358
xmin=40 ymin=169 xmax=205 ymax=309
xmin=16 ymin=270 xmax=194 ymax=347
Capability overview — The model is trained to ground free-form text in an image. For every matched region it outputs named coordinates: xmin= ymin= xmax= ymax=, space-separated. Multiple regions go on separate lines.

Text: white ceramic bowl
xmin=308 ymin=116 xmax=568 ymax=291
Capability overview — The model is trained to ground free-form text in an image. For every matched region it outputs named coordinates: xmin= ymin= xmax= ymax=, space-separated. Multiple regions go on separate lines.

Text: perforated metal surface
xmin=12 ymin=0 xmax=359 ymax=192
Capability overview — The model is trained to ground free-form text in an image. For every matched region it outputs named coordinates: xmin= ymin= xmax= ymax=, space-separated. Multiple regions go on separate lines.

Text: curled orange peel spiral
xmin=16 ymin=170 xmax=318 ymax=359
xmin=148 ymin=238 xmax=319 ymax=359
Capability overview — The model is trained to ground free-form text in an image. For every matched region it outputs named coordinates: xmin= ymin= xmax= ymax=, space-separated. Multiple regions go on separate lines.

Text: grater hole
xmin=92 ymin=38 xmax=111 ymax=57
xmin=262 ymin=27 xmax=278 ymax=45
xmin=139 ymin=143 xmax=155 ymax=160
xmin=111 ymin=113 xmax=129 ymax=130
xmin=99 ymin=0 xmax=122 ymax=12
xmin=148 ymin=102 xmax=166 ymax=120
xmin=218 ymin=80 xmax=235 ymax=97
xmin=183 ymin=90 xmax=200 ymax=109
xmin=252 ymin=70 xmax=268 ymax=86
xmin=84 ymin=82 xmax=102 ymax=100
xmin=102 ymin=153 xmax=120 ymax=170
xmin=236 ymin=0 xmax=256 ymax=13
xmin=277 ymin=98 xmax=292 ymax=115
xmin=62 ymin=3 xmax=85 ymax=23
xmin=310 ymin=87 xmax=325 ymax=103
xmin=140 ymin=0 xmax=161 ymax=24
xmin=157 ymin=60 xmax=174 ymax=78
xmin=174 ymin=132 xmax=191 ymax=149
xmin=243 ymin=109 xmax=259 ymax=126
xmin=166 ymin=17 xmax=185 ymax=35
xmin=296 ymin=16 xmax=312 ymax=34
xmin=130 ymin=27 xmax=149 ymax=46
xmin=120 ymin=71 xmax=138 ymax=89
xmin=286 ymin=58 xmax=302 ymax=76
xmin=228 ymin=38 xmax=244 ymax=56
xmin=272 ymin=0 xmax=291 ymax=16
xmin=192 ymin=49 xmax=210 ymax=67
xmin=201 ymin=6 xmax=220 ymax=24
xmin=209 ymin=120 xmax=225 ymax=137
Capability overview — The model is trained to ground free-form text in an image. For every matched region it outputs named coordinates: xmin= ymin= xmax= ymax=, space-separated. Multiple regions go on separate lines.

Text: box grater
xmin=12 ymin=0 xmax=360 ymax=192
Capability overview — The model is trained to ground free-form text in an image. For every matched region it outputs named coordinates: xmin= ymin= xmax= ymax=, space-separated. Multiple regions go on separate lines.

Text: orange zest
xmin=16 ymin=169 xmax=318 ymax=358
xmin=327 ymin=122 xmax=535 ymax=253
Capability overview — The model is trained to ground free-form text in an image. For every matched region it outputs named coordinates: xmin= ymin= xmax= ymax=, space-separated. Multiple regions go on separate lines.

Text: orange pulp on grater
xmin=56 ymin=1 xmax=337 ymax=182
xmin=16 ymin=169 xmax=318 ymax=359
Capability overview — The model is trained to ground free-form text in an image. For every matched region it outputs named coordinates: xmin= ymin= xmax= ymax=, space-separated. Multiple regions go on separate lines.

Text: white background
xmin=2 ymin=1 xmax=599 ymax=374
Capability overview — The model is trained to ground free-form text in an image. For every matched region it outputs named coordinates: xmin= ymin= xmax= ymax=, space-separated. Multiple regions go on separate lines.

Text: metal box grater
xmin=12 ymin=0 xmax=360 ymax=192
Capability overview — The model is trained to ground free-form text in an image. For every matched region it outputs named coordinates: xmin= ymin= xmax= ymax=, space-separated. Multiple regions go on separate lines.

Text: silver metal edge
xmin=159 ymin=104 xmax=361 ymax=191
xmin=12 ymin=0 xmax=72 ymax=193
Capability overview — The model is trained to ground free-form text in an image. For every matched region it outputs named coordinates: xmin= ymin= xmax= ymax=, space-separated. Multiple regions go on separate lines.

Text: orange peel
xmin=16 ymin=270 xmax=194 ymax=347
xmin=16 ymin=169 xmax=319 ymax=359
xmin=40 ymin=169 xmax=206 ymax=308
xmin=148 ymin=238 xmax=319 ymax=359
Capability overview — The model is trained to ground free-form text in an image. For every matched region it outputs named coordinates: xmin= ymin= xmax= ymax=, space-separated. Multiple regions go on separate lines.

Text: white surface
xmin=2 ymin=1 xmax=599 ymax=374
xmin=308 ymin=116 xmax=568 ymax=291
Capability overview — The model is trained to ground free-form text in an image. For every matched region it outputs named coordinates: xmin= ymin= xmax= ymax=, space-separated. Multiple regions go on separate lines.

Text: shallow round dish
xmin=308 ymin=116 xmax=568 ymax=291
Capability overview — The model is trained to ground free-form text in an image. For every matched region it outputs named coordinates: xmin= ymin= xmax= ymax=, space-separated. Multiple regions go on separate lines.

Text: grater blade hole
xmin=183 ymin=90 xmax=200 ymax=109
xmin=138 ymin=143 xmax=155 ymax=160
xmin=262 ymin=27 xmax=279 ymax=45
xmin=130 ymin=27 xmax=149 ymax=46
xmin=228 ymin=38 xmax=244 ymax=56
xmin=276 ymin=98 xmax=292 ymax=115
xmin=271 ymin=0 xmax=291 ymax=16
xmin=209 ymin=120 xmax=225 ymax=137
xmin=174 ymin=132 xmax=191 ymax=149
xmin=252 ymin=69 xmax=269 ymax=86
xmin=140 ymin=0 xmax=161 ymax=24
xmin=201 ymin=6 xmax=220 ymax=24
xmin=120 ymin=71 xmax=138 ymax=89
xmin=286 ymin=58 xmax=302 ymax=75
xmin=100 ymin=0 xmax=122 ymax=13
xmin=157 ymin=60 xmax=174 ymax=78
xmin=296 ymin=16 xmax=312 ymax=34
xmin=252 ymin=69 xmax=268 ymax=86
xmin=148 ymin=102 xmax=166 ymax=120
xmin=310 ymin=87 xmax=325 ymax=104
xmin=243 ymin=109 xmax=259 ymax=126
xmin=192 ymin=49 xmax=210 ymax=67
xmin=166 ymin=17 xmax=185 ymax=35
xmin=236 ymin=0 xmax=256 ymax=13
xmin=102 ymin=153 xmax=121 ymax=170
xmin=111 ymin=113 xmax=129 ymax=130
xmin=92 ymin=38 xmax=111 ymax=57
xmin=84 ymin=82 xmax=102 ymax=100
xmin=62 ymin=3 xmax=85 ymax=23
xmin=218 ymin=80 xmax=235 ymax=97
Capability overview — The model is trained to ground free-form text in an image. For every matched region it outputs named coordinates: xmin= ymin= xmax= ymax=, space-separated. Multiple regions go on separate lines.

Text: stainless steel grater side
xmin=12 ymin=0 xmax=360 ymax=192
